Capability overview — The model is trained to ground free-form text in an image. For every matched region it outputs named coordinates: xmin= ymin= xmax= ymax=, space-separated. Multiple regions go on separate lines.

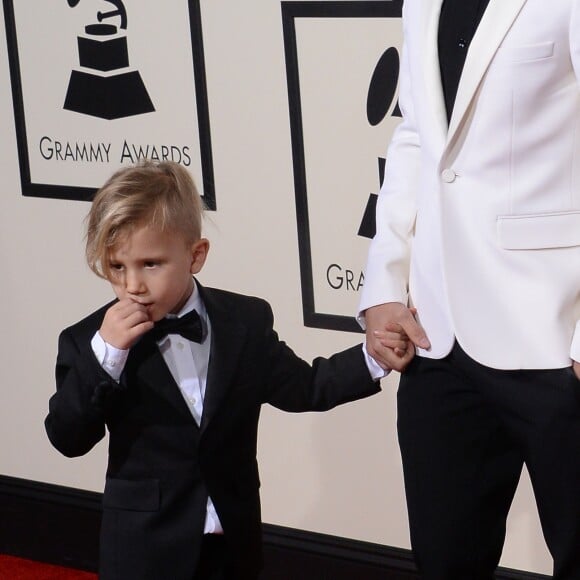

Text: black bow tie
xmin=150 ymin=309 xmax=204 ymax=343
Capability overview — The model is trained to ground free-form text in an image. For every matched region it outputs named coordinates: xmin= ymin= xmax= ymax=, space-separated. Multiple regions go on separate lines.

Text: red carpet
xmin=0 ymin=555 xmax=97 ymax=580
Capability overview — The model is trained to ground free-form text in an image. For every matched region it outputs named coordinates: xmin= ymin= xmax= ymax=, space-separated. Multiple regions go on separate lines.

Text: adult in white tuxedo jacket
xmin=360 ymin=0 xmax=580 ymax=578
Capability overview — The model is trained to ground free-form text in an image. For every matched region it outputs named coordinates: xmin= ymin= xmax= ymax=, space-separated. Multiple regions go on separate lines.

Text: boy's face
xmin=107 ymin=224 xmax=209 ymax=321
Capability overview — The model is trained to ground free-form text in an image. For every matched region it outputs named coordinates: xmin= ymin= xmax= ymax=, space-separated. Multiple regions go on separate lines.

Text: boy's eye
xmin=109 ymin=263 xmax=123 ymax=271
xmin=144 ymin=261 xmax=158 ymax=268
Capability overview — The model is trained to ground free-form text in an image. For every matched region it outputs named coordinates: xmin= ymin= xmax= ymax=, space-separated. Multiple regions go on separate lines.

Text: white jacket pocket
xmin=497 ymin=211 xmax=580 ymax=249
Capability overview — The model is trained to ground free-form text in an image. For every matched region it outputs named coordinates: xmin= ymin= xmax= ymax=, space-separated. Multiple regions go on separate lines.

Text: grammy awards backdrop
xmin=0 ymin=1 xmax=551 ymax=576
xmin=4 ymin=0 xmax=214 ymax=207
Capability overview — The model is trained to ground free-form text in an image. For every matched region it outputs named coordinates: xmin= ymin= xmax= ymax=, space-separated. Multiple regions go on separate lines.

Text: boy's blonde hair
xmin=86 ymin=160 xmax=204 ymax=279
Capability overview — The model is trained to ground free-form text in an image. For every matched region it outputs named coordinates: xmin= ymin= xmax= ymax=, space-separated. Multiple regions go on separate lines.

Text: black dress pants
xmin=193 ymin=534 xmax=260 ymax=580
xmin=397 ymin=342 xmax=580 ymax=580
xmin=194 ymin=535 xmax=232 ymax=580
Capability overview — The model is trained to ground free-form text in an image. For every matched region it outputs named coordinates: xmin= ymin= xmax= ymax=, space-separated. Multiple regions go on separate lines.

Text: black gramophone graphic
xmin=358 ymin=46 xmax=401 ymax=240
xmin=64 ymin=0 xmax=155 ymax=119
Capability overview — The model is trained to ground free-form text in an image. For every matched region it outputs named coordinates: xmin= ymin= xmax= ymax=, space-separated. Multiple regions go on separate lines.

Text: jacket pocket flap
xmin=103 ymin=478 xmax=160 ymax=511
xmin=498 ymin=41 xmax=554 ymax=63
xmin=497 ymin=211 xmax=580 ymax=249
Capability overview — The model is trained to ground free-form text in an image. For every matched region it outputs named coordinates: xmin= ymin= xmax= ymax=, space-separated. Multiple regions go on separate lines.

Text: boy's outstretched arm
xmin=254 ymin=300 xmax=381 ymax=412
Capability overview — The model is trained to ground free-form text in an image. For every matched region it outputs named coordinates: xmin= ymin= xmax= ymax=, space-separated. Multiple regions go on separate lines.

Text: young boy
xmin=45 ymin=161 xmax=399 ymax=580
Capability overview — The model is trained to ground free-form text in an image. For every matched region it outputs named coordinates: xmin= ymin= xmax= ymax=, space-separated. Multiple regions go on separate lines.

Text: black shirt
xmin=438 ymin=0 xmax=490 ymax=121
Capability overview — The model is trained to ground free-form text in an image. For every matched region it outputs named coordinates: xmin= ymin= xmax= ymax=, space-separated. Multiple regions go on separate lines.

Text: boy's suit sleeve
xmin=45 ymin=325 xmax=122 ymax=457
xmin=258 ymin=301 xmax=381 ymax=412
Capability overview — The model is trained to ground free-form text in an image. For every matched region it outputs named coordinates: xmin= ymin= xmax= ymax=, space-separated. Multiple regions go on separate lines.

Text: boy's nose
xmin=125 ymin=271 xmax=146 ymax=294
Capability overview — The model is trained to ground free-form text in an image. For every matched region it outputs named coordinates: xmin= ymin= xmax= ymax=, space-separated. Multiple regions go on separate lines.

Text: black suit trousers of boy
xmin=397 ymin=342 xmax=580 ymax=580
xmin=194 ymin=534 xmax=232 ymax=580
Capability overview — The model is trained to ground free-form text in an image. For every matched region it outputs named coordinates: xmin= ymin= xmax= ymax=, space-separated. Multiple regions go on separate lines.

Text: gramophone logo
xmin=63 ymin=0 xmax=155 ymax=119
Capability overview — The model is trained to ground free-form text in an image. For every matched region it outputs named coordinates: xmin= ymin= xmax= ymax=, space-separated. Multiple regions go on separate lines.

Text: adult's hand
xmin=573 ymin=360 xmax=580 ymax=381
xmin=364 ymin=302 xmax=430 ymax=372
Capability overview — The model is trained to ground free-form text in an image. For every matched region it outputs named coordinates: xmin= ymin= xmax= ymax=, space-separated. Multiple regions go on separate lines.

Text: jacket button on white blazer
xmin=441 ymin=168 xmax=457 ymax=183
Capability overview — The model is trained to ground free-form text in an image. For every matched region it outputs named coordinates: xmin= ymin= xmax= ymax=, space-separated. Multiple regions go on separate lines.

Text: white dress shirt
xmin=91 ymin=283 xmax=223 ymax=534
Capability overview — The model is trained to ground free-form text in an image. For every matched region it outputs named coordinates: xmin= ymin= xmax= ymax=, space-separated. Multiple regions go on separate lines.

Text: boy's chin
xmin=150 ymin=310 xmax=166 ymax=322
xmin=151 ymin=307 xmax=181 ymax=322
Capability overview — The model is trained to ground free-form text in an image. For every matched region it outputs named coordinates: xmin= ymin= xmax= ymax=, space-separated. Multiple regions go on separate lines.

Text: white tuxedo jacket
xmin=360 ymin=0 xmax=580 ymax=369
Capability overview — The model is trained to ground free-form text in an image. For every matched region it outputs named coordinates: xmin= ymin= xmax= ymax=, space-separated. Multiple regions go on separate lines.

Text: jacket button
xmin=441 ymin=168 xmax=457 ymax=183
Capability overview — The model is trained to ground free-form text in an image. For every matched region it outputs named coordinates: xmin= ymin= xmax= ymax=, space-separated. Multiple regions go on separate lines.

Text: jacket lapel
xmin=421 ymin=0 xmax=448 ymax=145
xmin=446 ymin=0 xmax=527 ymax=144
xmin=131 ymin=336 xmax=197 ymax=423
xmin=198 ymin=285 xmax=247 ymax=435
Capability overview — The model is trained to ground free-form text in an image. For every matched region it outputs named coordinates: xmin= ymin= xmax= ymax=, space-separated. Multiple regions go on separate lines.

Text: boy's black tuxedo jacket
xmin=45 ymin=283 xmax=380 ymax=580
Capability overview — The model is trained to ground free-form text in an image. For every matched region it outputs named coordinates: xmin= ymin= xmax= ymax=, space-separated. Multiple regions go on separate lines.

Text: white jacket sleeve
xmin=358 ymin=6 xmax=421 ymax=322
xmin=570 ymin=0 xmax=580 ymax=362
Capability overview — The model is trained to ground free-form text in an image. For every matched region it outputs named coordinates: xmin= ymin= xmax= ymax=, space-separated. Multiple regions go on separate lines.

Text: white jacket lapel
xmin=421 ymin=0 xmax=447 ymax=143
xmin=447 ymin=0 xmax=527 ymax=143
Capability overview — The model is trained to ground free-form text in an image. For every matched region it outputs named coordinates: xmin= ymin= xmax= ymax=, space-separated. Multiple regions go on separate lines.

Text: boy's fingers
xmin=127 ymin=320 xmax=155 ymax=339
xmin=392 ymin=343 xmax=416 ymax=367
xmin=374 ymin=329 xmax=408 ymax=341
xmin=124 ymin=308 xmax=152 ymax=327
xmin=373 ymin=329 xmax=410 ymax=354
xmin=368 ymin=338 xmax=414 ymax=371
xmin=106 ymin=301 xmax=148 ymax=326
xmin=389 ymin=345 xmax=409 ymax=357
xmin=119 ymin=300 xmax=149 ymax=317
xmin=364 ymin=302 xmax=425 ymax=369
xmin=375 ymin=335 xmax=408 ymax=352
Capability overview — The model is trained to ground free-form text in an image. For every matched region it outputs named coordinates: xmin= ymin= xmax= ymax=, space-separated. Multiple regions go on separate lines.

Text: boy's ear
xmin=190 ymin=238 xmax=210 ymax=274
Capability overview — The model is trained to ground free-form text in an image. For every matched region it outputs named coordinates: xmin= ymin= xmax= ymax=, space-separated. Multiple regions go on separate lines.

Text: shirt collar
xmin=159 ymin=279 xmax=209 ymax=343
xmin=172 ymin=279 xmax=206 ymax=320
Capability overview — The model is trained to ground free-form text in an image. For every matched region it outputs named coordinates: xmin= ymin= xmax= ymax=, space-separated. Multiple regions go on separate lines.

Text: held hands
xmin=365 ymin=302 xmax=430 ymax=372
xmin=99 ymin=298 xmax=155 ymax=350
xmin=574 ymin=360 xmax=580 ymax=381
